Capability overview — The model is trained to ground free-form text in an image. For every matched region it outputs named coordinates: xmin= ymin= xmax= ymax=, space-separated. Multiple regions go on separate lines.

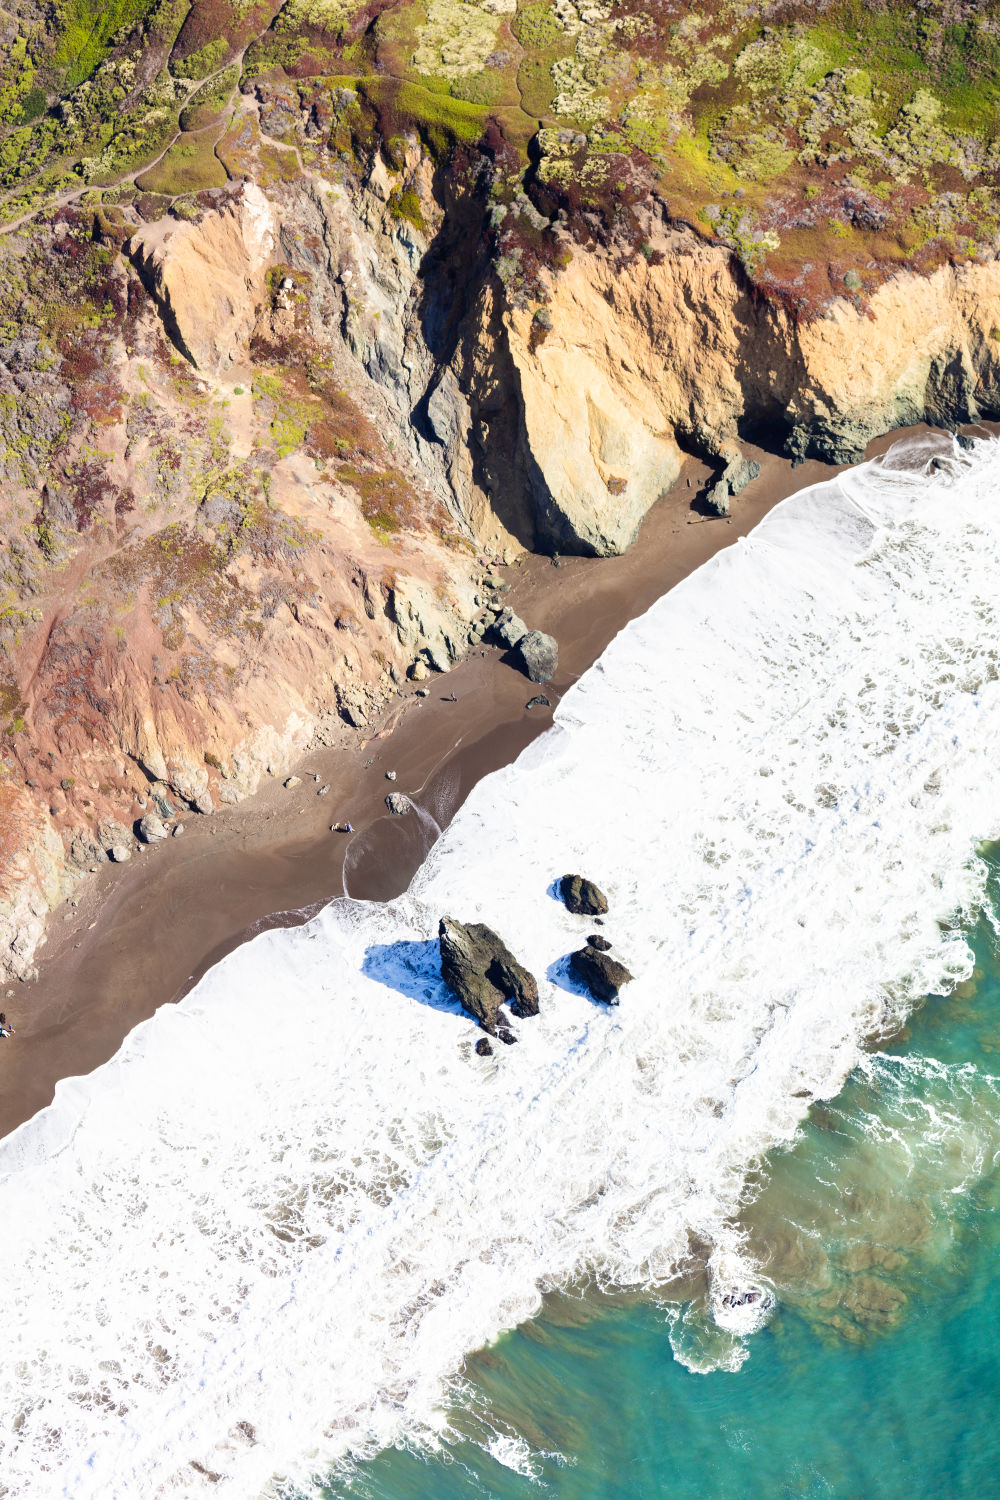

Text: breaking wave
xmin=4 ymin=433 xmax=1000 ymax=1496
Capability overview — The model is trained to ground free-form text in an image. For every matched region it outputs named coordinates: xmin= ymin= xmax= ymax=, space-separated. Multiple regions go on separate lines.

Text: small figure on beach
xmin=444 ymin=691 xmax=458 ymax=702
xmin=0 ymin=1012 xmax=14 ymax=1038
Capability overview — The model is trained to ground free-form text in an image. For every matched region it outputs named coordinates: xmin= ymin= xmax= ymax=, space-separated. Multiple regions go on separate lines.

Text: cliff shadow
xmin=362 ymin=936 xmax=466 ymax=1017
xmin=409 ymin=167 xmax=541 ymax=553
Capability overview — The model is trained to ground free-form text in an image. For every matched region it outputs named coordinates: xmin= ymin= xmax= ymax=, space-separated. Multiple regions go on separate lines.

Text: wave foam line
xmin=4 ymin=434 xmax=1000 ymax=1495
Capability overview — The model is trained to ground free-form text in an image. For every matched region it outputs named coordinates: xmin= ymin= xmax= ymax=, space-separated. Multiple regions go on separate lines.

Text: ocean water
xmin=338 ymin=886 xmax=1000 ymax=1498
xmin=3 ymin=432 xmax=1000 ymax=1497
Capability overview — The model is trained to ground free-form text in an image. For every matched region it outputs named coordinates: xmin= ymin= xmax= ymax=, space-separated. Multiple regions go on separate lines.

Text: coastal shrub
xmin=387 ymin=186 xmax=426 ymax=231
xmin=53 ymin=0 xmax=156 ymax=89
xmin=179 ymin=64 xmax=240 ymax=129
xmin=170 ymin=37 xmax=228 ymax=80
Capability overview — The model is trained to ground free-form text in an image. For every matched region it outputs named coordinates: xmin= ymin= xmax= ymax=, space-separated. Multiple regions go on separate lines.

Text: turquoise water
xmin=326 ymin=858 xmax=1000 ymax=1500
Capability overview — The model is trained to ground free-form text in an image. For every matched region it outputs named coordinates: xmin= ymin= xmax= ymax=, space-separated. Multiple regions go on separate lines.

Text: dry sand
xmin=0 ymin=434 xmax=942 ymax=1136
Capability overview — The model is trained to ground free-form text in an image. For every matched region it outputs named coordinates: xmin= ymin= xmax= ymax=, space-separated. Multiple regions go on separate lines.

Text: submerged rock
xmin=525 ymin=694 xmax=551 ymax=709
xmin=586 ymin=934 xmax=612 ymax=951
xmin=512 ymin=629 xmax=558 ymax=683
xmin=475 ymin=1037 xmax=493 ymax=1057
xmin=559 ymin=874 xmax=609 ymax=916
xmin=569 ymin=945 xmax=633 ymax=1003
xmin=385 ymin=792 xmax=411 ymax=815
xmin=439 ymin=916 xmax=539 ymax=1034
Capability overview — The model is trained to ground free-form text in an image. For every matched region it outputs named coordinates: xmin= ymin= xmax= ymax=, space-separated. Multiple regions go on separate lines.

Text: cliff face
xmin=490 ymin=223 xmax=1000 ymax=553
xmin=0 ymin=167 xmax=490 ymax=982
xmin=1 ymin=135 xmax=1000 ymax=985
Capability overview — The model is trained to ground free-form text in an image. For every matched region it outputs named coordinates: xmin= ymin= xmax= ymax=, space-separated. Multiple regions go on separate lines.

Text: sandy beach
xmin=0 ymin=435 xmax=931 ymax=1137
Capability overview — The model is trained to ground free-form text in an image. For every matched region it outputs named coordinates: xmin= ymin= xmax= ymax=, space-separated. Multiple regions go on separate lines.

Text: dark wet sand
xmin=0 ymin=430 xmax=957 ymax=1136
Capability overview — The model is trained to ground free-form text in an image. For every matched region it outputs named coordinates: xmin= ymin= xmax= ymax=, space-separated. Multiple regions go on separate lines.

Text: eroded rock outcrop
xmin=569 ymin=945 xmax=634 ymax=1004
xmin=560 ymin=874 xmax=609 ymax=916
xmin=438 ymin=916 xmax=539 ymax=1034
xmin=129 ymin=184 xmax=276 ymax=372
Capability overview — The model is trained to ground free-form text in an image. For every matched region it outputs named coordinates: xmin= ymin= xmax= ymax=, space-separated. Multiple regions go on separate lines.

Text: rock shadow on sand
xmin=362 ymin=937 xmax=466 ymax=1016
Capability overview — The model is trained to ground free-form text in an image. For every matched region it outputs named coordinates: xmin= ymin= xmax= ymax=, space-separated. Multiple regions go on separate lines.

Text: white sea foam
xmin=4 ymin=433 xmax=1000 ymax=1494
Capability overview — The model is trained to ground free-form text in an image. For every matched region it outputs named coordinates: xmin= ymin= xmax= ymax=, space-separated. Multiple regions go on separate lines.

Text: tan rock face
xmin=498 ymin=230 xmax=1000 ymax=553
xmin=130 ymin=184 xmax=276 ymax=372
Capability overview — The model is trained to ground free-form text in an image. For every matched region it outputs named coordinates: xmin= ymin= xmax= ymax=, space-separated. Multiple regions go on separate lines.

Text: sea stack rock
xmin=559 ymin=874 xmax=609 ymax=916
xmin=385 ymin=792 xmax=412 ymax=815
xmin=438 ymin=916 xmax=539 ymax=1034
xmin=513 ymin=630 xmax=558 ymax=683
xmin=569 ymin=946 xmax=634 ymax=1004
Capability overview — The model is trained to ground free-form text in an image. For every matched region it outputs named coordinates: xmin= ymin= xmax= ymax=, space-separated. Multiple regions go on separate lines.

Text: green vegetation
xmin=135 ymin=126 xmax=228 ymax=193
xmin=170 ymin=37 xmax=228 ymax=80
xmin=1 ymin=0 xmax=1000 ymax=309
xmin=53 ymin=0 xmax=157 ymax=90
xmin=179 ymin=64 xmax=240 ymax=130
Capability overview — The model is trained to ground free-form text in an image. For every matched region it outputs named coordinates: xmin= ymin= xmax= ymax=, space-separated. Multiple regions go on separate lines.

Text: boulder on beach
xmin=512 ymin=630 xmax=558 ymax=683
xmin=559 ymin=874 xmax=609 ymax=916
xmin=193 ymin=792 xmax=214 ymax=815
xmin=438 ymin=916 xmax=539 ymax=1034
xmin=491 ymin=606 xmax=528 ymax=649
xmin=385 ymin=792 xmax=412 ymax=815
xmin=569 ymin=945 xmax=633 ymax=1004
xmin=587 ymin=934 xmax=612 ymax=952
xmin=704 ymin=453 xmax=761 ymax=517
xmin=138 ymin=812 xmax=169 ymax=843
xmin=723 ymin=453 xmax=761 ymax=496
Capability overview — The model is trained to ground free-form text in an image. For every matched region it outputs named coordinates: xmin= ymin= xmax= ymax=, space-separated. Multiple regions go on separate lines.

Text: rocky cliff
xmin=3 ymin=2 xmax=1000 ymax=980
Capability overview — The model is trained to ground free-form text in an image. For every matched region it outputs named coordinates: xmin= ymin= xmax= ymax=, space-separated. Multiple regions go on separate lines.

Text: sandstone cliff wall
xmin=490 ymin=227 xmax=1000 ymax=554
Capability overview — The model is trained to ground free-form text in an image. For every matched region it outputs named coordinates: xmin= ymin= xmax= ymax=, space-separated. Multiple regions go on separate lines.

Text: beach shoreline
xmin=0 ymin=431 xmax=946 ymax=1138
